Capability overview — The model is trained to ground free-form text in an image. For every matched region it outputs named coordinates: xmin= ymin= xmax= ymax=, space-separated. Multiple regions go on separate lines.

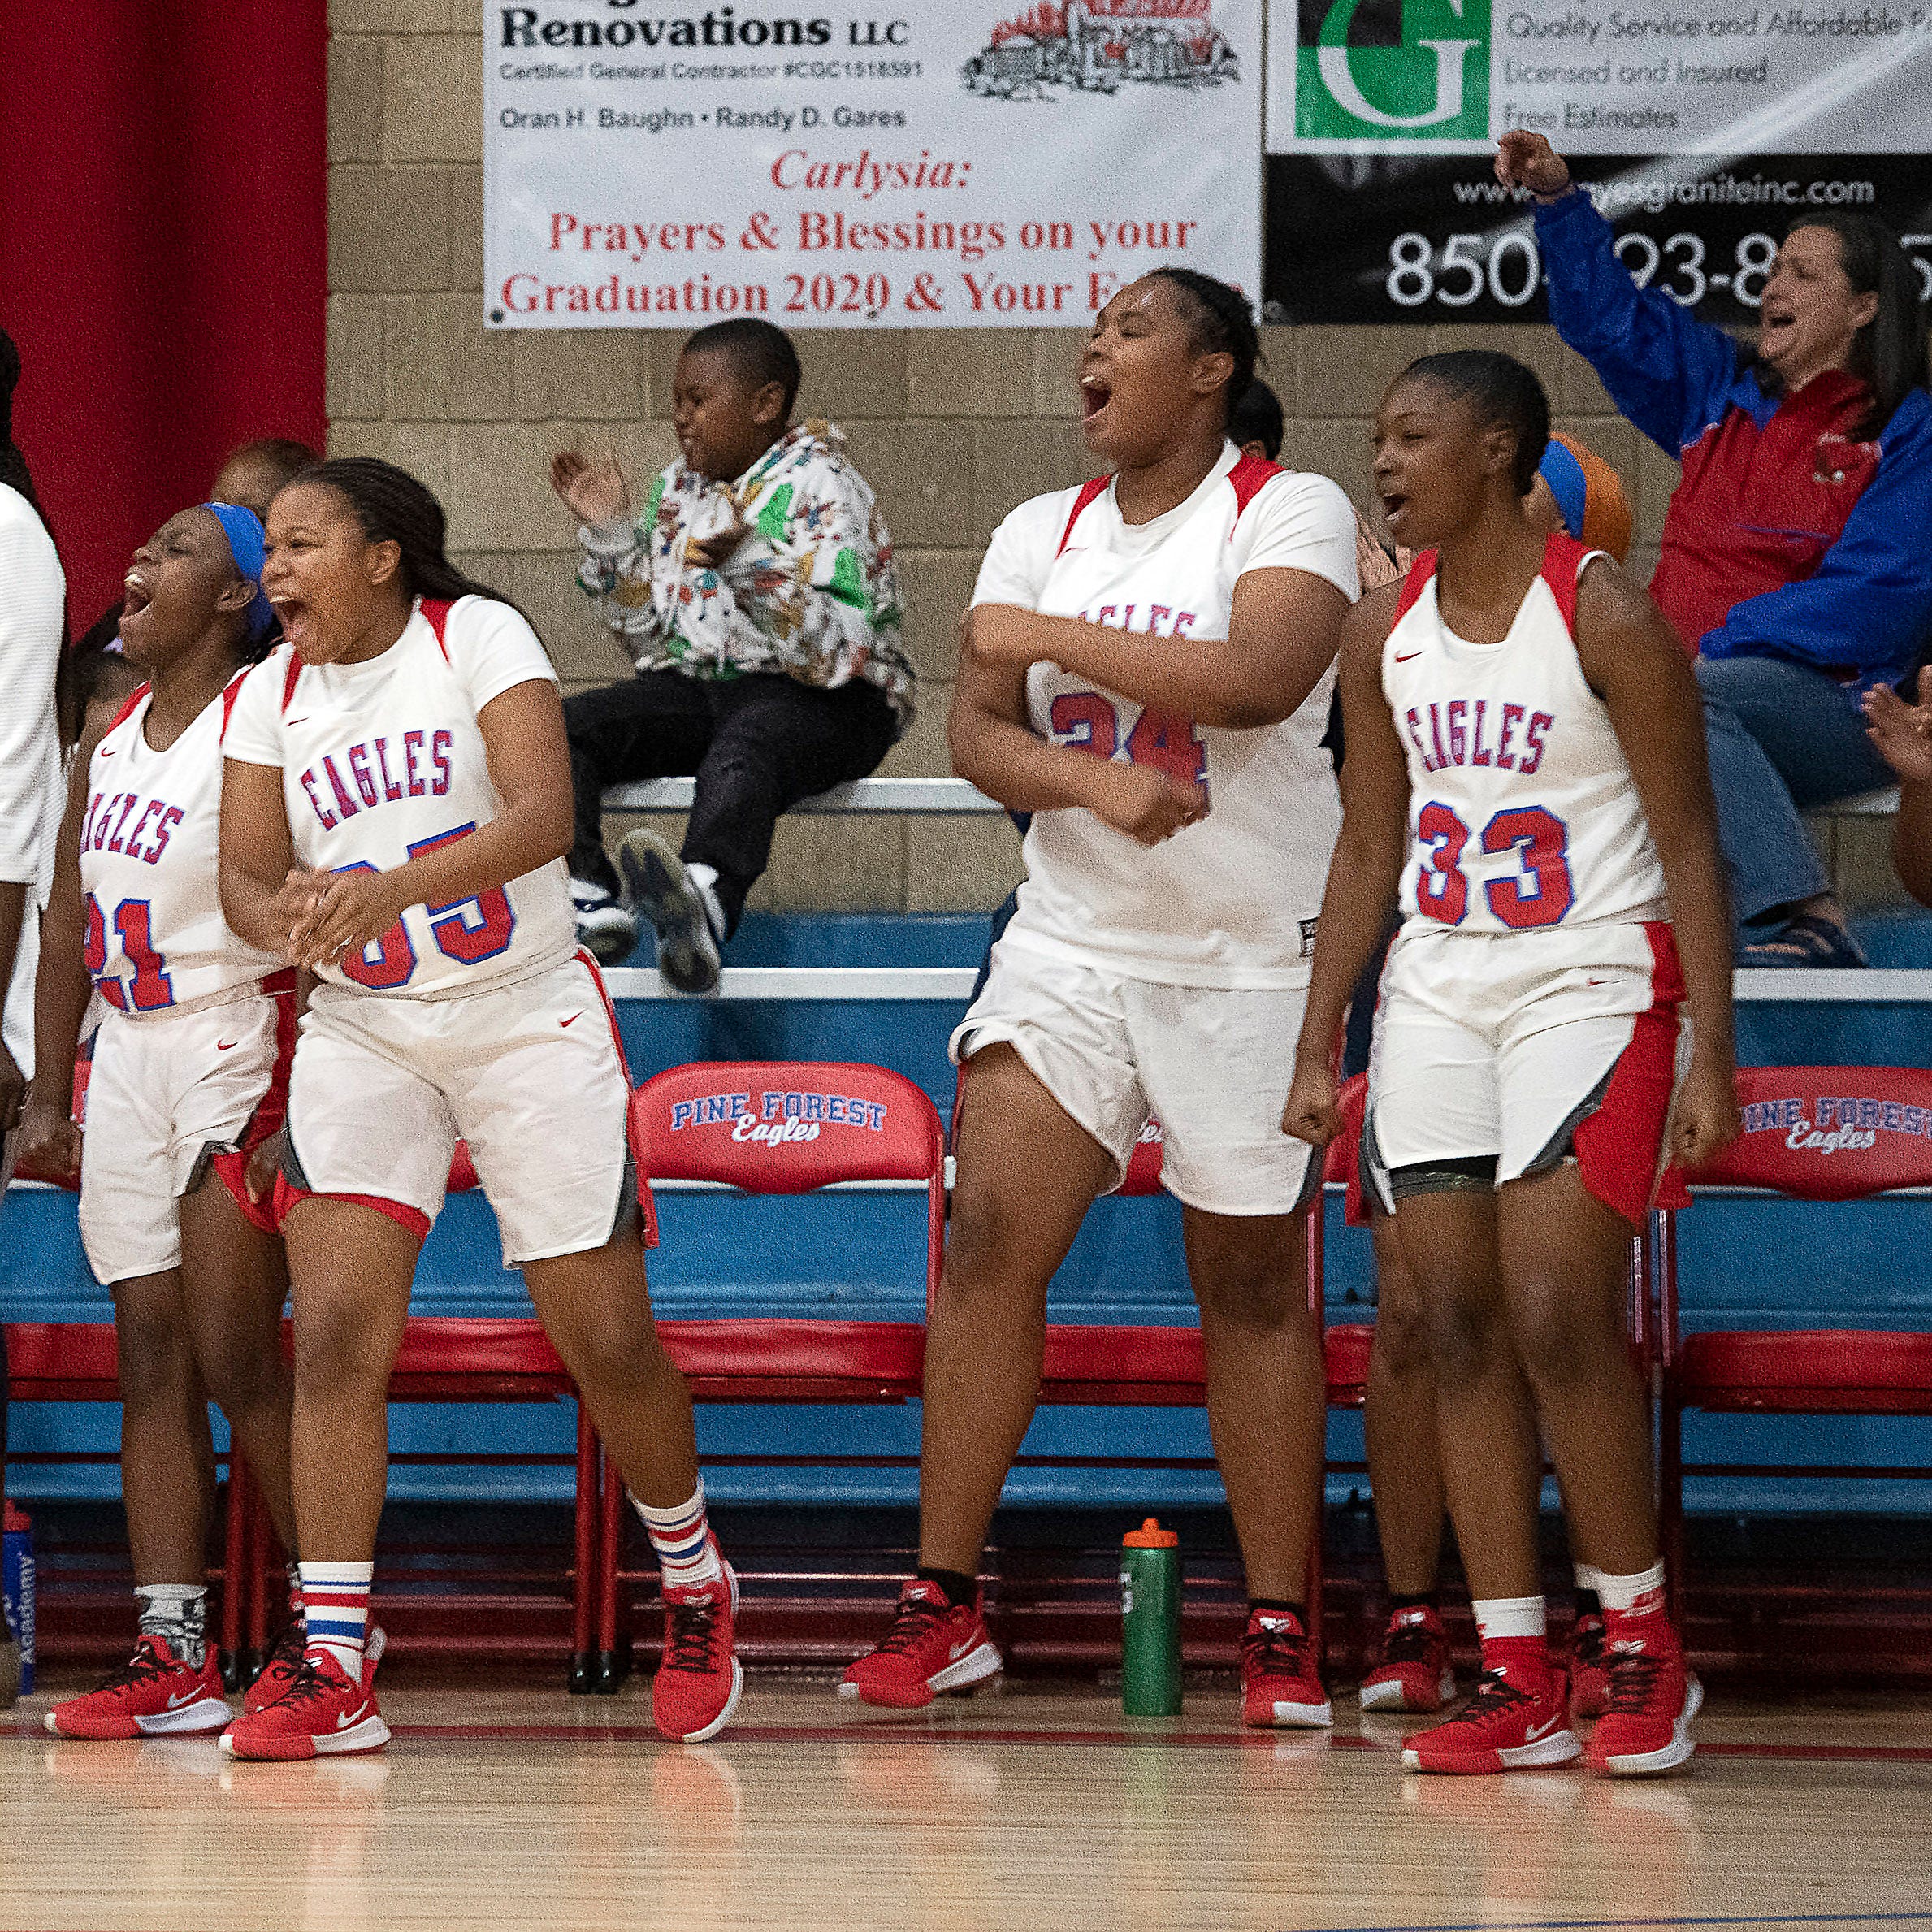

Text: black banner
xmin=1264 ymin=154 xmax=1932 ymax=329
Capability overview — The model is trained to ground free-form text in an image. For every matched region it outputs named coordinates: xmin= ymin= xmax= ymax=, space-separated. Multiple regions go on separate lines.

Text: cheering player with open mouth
xmin=217 ymin=460 xmax=739 ymax=1757
xmin=1284 ymin=352 xmax=1738 ymax=1776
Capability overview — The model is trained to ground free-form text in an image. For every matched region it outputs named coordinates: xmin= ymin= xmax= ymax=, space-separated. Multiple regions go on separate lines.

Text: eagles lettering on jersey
xmin=82 ymin=677 xmax=284 ymax=1013
xmin=223 ymin=596 xmax=578 ymax=1000
xmin=82 ymin=789 xmax=184 ymax=866
xmin=1400 ymin=700 xmax=1553 ymax=777
xmin=297 ymin=730 xmax=453 ymax=830
xmin=1385 ymin=535 xmax=1666 ymax=938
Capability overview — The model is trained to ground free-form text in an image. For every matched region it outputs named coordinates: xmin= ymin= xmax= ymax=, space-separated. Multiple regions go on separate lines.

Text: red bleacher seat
xmin=1660 ymin=1064 xmax=1932 ymax=1620
xmin=594 ymin=1061 xmax=944 ymax=1687
xmin=3 ymin=1321 xmax=258 ymax=1679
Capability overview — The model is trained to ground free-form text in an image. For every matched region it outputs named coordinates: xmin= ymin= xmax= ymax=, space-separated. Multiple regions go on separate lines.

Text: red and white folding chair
xmin=1659 ymin=1064 xmax=1932 ymax=1624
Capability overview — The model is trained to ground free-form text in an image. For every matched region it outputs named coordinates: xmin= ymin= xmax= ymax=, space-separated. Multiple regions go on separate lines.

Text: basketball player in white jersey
xmin=1284 ymin=352 xmax=1738 ymax=1776
xmin=16 ymin=504 xmax=307 ymax=1738
xmin=841 ymin=270 xmax=1359 ymax=1724
xmin=215 ymin=459 xmax=739 ymax=1757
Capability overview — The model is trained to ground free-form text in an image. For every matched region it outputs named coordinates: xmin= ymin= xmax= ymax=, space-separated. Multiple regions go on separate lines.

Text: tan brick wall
xmin=326 ymin=0 xmax=1677 ymax=917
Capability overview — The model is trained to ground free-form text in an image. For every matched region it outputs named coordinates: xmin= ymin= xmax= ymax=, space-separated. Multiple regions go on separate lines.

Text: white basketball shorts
xmin=950 ymin=934 xmax=1316 ymax=1217
xmin=281 ymin=950 xmax=635 ymax=1267
xmin=79 ymin=984 xmax=294 ymax=1286
xmin=1363 ymin=918 xmax=1688 ymax=1228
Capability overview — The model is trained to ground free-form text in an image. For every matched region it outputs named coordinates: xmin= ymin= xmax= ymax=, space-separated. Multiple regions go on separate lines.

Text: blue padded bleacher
xmin=9 ymin=901 xmax=1932 ymax=1518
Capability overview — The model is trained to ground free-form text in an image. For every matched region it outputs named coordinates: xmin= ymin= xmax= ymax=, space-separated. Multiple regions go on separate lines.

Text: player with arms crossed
xmin=216 ymin=460 xmax=739 ymax=1758
xmin=19 ymin=505 xmax=306 ymax=1738
xmin=841 ymin=270 xmax=1360 ymax=1726
xmin=1284 ymin=352 xmax=1738 ymax=1776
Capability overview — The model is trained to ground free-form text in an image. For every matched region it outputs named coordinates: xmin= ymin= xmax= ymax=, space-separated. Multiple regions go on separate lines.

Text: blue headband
xmin=1536 ymin=439 xmax=1588 ymax=542
xmin=201 ymin=501 xmax=277 ymax=643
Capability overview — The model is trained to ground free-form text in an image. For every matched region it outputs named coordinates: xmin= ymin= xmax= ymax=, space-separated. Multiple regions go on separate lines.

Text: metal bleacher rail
xmin=600 ymin=777 xmax=1932 ymax=1005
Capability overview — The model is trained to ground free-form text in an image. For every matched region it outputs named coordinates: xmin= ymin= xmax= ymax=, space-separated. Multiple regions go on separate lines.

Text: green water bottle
xmin=1120 ymin=1518 xmax=1181 ymax=1716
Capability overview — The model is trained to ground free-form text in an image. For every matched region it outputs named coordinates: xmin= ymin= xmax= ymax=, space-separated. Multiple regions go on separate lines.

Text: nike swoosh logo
xmin=1394 ymin=651 xmax=1423 ymax=662
xmin=216 ymin=1039 xmax=240 ymax=1051
xmin=286 ymin=717 xmax=310 ymax=726
xmin=949 ymin=1641 xmax=973 ymax=1660
xmin=560 ymin=1011 xmax=583 ymax=1028
xmin=167 ymin=1689 xmax=206 ymax=1709
xmin=336 ymin=1701 xmax=371 ymax=1730
xmin=1524 ymin=1714 xmax=1563 ymax=1742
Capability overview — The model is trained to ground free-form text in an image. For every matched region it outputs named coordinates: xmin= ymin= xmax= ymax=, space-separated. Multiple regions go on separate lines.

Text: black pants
xmin=565 ymin=669 xmax=899 ymax=938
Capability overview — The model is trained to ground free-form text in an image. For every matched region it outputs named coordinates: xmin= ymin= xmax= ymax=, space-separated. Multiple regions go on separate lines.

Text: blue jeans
xmin=1695 ymin=654 xmax=1892 ymax=929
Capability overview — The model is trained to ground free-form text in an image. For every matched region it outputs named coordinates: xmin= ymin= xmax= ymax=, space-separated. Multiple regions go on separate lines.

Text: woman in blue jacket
xmin=1497 ymin=131 xmax=1932 ymax=967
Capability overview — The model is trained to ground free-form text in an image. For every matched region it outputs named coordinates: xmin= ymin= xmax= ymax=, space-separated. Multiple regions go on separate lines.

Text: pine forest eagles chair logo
xmin=963 ymin=0 xmax=1241 ymax=101
xmin=1294 ymin=0 xmax=1490 ymax=141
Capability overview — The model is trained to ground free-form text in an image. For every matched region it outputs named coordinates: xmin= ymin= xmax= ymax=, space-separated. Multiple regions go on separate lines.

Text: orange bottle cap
xmin=1122 ymin=1517 xmax=1177 ymax=1549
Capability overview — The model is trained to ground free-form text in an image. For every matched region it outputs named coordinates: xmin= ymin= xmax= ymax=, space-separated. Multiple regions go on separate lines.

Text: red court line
xmin=333 ymin=1724 xmax=1932 ymax=1763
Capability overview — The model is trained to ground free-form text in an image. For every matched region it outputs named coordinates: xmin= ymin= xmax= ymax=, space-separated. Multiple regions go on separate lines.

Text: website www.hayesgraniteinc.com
xmin=1453 ymin=169 xmax=1878 ymax=215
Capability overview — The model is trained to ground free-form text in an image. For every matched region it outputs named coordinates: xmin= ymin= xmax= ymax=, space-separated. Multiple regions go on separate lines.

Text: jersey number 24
xmin=1048 ymin=692 xmax=1206 ymax=791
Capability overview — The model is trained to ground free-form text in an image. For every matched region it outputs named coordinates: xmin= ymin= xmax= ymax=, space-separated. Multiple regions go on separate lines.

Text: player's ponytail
xmin=290 ymin=457 xmax=518 ymax=613
xmin=1149 ymin=267 xmax=1261 ymax=428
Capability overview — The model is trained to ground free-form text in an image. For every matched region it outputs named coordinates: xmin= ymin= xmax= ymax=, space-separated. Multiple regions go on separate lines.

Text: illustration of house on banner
xmin=963 ymin=0 xmax=1240 ymax=98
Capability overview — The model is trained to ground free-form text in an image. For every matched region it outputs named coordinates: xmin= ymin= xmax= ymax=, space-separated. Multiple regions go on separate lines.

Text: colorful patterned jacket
xmin=1536 ymin=188 xmax=1932 ymax=693
xmin=574 ymin=420 xmax=914 ymax=729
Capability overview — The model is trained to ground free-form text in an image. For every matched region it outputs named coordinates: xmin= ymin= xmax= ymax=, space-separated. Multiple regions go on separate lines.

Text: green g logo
xmin=1296 ymin=0 xmax=1490 ymax=141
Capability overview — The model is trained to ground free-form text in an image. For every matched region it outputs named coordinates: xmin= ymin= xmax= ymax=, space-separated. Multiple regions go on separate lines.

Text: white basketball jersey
xmin=81 ymin=678 xmax=284 ymax=1012
xmin=1384 ymin=536 xmax=1666 ymax=937
xmin=972 ymin=445 xmax=1360 ymax=988
xmin=223 ymin=596 xmax=577 ymax=998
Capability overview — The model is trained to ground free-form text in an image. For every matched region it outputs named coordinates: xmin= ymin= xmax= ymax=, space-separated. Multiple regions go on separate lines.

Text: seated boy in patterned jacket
xmin=552 ymin=318 xmax=913 ymax=991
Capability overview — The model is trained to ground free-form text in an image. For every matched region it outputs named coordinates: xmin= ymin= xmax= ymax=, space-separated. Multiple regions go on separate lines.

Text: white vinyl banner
xmin=483 ymin=0 xmax=1263 ymax=328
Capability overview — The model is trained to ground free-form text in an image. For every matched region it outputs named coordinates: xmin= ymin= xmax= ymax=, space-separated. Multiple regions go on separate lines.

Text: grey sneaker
xmin=617 ymin=829 xmax=721 ymax=995
xmin=570 ymin=876 xmax=638 ymax=965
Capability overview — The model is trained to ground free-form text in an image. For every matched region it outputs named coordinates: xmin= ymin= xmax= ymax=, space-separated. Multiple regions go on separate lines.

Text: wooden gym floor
xmin=2 ymin=1674 xmax=1929 ymax=1932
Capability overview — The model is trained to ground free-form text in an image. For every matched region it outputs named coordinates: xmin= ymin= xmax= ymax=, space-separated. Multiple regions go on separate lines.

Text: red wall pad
xmin=0 ymin=2 xmax=327 ymax=624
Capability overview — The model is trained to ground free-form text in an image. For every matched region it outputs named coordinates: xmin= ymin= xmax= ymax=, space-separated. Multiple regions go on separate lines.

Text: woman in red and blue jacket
xmin=1498 ymin=131 xmax=1932 ymax=967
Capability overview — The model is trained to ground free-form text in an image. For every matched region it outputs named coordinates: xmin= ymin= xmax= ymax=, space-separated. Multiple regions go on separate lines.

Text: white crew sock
xmin=1595 ymin=1560 xmax=1666 ymax=1615
xmin=1471 ymin=1593 xmax=1547 ymax=1643
xmin=301 ymin=1561 xmax=374 ymax=1679
xmin=683 ymin=863 xmax=726 ymax=942
xmin=633 ymin=1482 xmax=725 ymax=1592
xmin=1574 ymin=1562 xmax=1603 ymax=1593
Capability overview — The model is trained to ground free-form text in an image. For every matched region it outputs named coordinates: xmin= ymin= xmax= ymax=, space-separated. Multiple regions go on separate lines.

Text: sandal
xmin=1737 ymin=913 xmax=1868 ymax=968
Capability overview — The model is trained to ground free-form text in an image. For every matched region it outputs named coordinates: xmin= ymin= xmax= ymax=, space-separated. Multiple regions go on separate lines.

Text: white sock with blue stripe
xmin=301 ymin=1562 xmax=373 ymax=1679
xmin=633 ymin=1483 xmax=723 ymax=1592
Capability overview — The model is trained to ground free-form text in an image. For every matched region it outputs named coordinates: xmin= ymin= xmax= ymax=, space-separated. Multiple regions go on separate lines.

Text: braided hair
xmin=1398 ymin=349 xmax=1551 ymax=498
xmin=288 ymin=457 xmax=514 ymax=611
xmin=1147 ymin=268 xmax=1260 ymax=428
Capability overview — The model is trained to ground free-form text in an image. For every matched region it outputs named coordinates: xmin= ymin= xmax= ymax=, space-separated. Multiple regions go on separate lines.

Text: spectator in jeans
xmin=1499 ymin=131 xmax=1932 ymax=967
xmin=552 ymin=318 xmax=914 ymax=991
xmin=0 ymin=328 xmax=66 ymax=1703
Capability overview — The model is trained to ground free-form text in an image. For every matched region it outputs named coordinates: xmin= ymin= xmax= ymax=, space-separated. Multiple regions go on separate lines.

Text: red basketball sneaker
xmin=1402 ymin=1658 xmax=1581 ymax=1774
xmin=653 ymin=1549 xmax=743 ymax=1744
xmin=1584 ymin=1631 xmax=1701 ymax=1777
xmin=1241 ymin=1607 xmax=1332 ymax=1728
xmin=838 ymin=1579 xmax=1002 ymax=1709
xmin=1569 ymin=1610 xmax=1611 ymax=1720
xmin=1358 ymin=1605 xmax=1456 ymax=1714
xmin=247 ymin=1621 xmax=387 ymax=1716
xmin=219 ymin=1652 xmax=388 ymax=1761
xmin=44 ymin=1635 xmax=231 ymax=1739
